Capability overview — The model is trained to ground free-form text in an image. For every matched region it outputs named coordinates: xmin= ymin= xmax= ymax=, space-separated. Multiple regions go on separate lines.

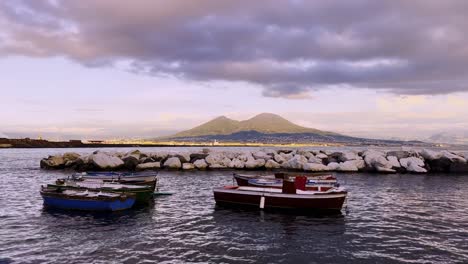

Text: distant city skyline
xmin=1 ymin=1 xmax=468 ymax=141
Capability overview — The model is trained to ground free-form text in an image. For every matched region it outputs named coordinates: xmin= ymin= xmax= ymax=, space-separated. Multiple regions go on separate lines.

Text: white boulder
xmin=282 ymin=155 xmax=308 ymax=170
xmin=229 ymin=159 xmax=245 ymax=169
xmin=337 ymin=161 xmax=359 ymax=172
xmin=274 ymin=154 xmax=287 ymax=164
xmin=193 ymin=159 xmax=208 ymax=169
xmin=420 ymin=149 xmax=442 ymax=160
xmin=237 ymin=152 xmax=253 ymax=162
xmin=245 ymin=159 xmax=266 ymax=169
xmin=163 ymin=157 xmax=182 ymax=169
xmin=151 ymin=152 xmax=169 ymax=161
xmin=316 ymin=153 xmax=328 ymax=159
xmin=364 ymin=150 xmax=393 ymax=171
xmin=326 ymin=162 xmax=340 ymax=171
xmin=253 ymin=151 xmax=271 ymax=160
xmin=303 ymin=163 xmax=330 ymax=172
xmin=441 ymin=151 xmax=466 ymax=163
xmin=308 ymin=155 xmax=323 ymax=164
xmin=205 ymin=153 xmax=224 ymax=165
xmin=90 ymin=153 xmax=124 ymax=170
xmin=182 ymin=163 xmax=195 ymax=170
xmin=387 ymin=156 xmax=401 ymax=168
xmin=297 ymin=150 xmax=314 ymax=159
xmin=265 ymin=160 xmax=281 ymax=169
xmin=400 ymin=157 xmax=427 ymax=173
xmin=136 ymin=162 xmax=161 ymax=171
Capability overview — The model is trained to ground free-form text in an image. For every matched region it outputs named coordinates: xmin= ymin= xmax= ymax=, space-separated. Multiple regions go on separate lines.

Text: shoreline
xmin=40 ymin=148 xmax=468 ymax=174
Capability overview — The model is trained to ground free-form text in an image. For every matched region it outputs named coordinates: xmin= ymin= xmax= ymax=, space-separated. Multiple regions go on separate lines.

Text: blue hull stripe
xmin=42 ymin=196 xmax=135 ymax=211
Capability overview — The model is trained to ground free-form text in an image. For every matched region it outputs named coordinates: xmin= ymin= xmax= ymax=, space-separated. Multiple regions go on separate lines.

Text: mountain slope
xmin=171 ymin=116 xmax=240 ymax=138
xmin=237 ymin=113 xmax=335 ymax=135
xmin=169 ymin=113 xmax=337 ymax=138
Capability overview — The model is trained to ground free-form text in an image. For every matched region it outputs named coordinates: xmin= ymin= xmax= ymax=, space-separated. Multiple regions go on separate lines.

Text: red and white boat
xmin=214 ymin=176 xmax=347 ymax=211
xmin=233 ymin=173 xmax=338 ymax=191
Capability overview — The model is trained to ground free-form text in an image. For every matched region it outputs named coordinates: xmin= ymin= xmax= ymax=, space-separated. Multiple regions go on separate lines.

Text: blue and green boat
xmin=40 ymin=186 xmax=136 ymax=211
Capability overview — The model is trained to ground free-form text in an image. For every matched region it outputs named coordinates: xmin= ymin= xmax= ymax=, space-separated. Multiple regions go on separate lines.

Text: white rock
xmin=205 ymin=153 xmax=224 ymax=165
xmin=441 ymin=150 xmax=466 ymax=163
xmin=274 ymin=154 xmax=286 ymax=164
xmin=297 ymin=150 xmax=314 ymax=159
xmin=308 ymin=155 xmax=323 ymax=164
xmin=182 ymin=163 xmax=195 ymax=170
xmin=364 ymin=150 xmax=393 ymax=170
xmin=282 ymin=155 xmax=308 ymax=170
xmin=229 ymin=159 xmax=245 ymax=169
xmin=263 ymin=149 xmax=277 ymax=156
xmin=237 ymin=152 xmax=253 ymax=162
xmin=337 ymin=161 xmax=359 ymax=172
xmin=327 ymin=162 xmax=340 ymax=171
xmin=344 ymin=151 xmax=360 ymax=161
xmin=222 ymin=151 xmax=240 ymax=160
xmin=376 ymin=167 xmax=396 ymax=173
xmin=136 ymin=162 xmax=161 ymax=171
xmin=280 ymin=152 xmax=294 ymax=161
xmin=316 ymin=153 xmax=328 ymax=159
xmin=245 ymin=158 xmax=266 ymax=169
xmin=163 ymin=157 xmax=182 ymax=169
xmin=63 ymin=152 xmax=80 ymax=162
xmin=387 ymin=156 xmax=401 ymax=168
xmin=175 ymin=152 xmax=191 ymax=163
xmin=400 ymin=157 xmax=427 ymax=173
xmin=332 ymin=151 xmax=359 ymax=162
xmin=193 ymin=159 xmax=208 ymax=169
xmin=265 ymin=159 xmax=281 ymax=169
xmin=151 ymin=152 xmax=169 ymax=161
xmin=220 ymin=157 xmax=232 ymax=167
xmin=210 ymin=164 xmax=227 ymax=169
xmin=420 ymin=149 xmax=442 ymax=160
xmin=303 ymin=163 xmax=330 ymax=172
xmin=348 ymin=159 xmax=366 ymax=170
xmin=91 ymin=153 xmax=124 ymax=170
xmin=253 ymin=151 xmax=271 ymax=160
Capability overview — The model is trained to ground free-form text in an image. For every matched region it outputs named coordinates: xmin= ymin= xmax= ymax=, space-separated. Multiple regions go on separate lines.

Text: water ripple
xmin=0 ymin=148 xmax=467 ymax=263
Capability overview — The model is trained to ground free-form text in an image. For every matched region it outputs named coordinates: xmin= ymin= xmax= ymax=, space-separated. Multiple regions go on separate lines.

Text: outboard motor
xmin=282 ymin=177 xmax=296 ymax=194
xmin=274 ymin=172 xmax=285 ymax=179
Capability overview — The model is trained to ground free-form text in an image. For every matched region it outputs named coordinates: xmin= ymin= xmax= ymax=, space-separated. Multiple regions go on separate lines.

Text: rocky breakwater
xmin=40 ymin=148 xmax=468 ymax=174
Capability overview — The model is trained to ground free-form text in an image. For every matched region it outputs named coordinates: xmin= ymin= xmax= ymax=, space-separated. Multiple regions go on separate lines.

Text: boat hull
xmin=214 ymin=188 xmax=346 ymax=211
xmin=41 ymin=190 xmax=136 ymax=211
xmin=47 ymin=184 xmax=153 ymax=204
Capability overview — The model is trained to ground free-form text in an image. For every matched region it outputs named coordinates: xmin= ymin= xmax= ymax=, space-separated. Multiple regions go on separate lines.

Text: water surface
xmin=0 ymin=148 xmax=467 ymax=263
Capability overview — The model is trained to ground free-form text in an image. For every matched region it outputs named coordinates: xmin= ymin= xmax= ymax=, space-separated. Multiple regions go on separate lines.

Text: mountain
xmin=427 ymin=132 xmax=468 ymax=145
xmin=170 ymin=113 xmax=337 ymax=138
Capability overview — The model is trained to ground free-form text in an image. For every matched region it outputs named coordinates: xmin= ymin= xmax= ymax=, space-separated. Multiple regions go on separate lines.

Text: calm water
xmin=1 ymin=148 xmax=468 ymax=264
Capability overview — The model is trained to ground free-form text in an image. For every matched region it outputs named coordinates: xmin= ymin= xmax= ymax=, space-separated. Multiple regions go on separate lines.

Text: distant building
xmin=87 ymin=140 xmax=105 ymax=144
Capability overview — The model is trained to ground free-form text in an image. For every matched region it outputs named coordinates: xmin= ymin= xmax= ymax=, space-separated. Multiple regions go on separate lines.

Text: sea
xmin=0 ymin=147 xmax=468 ymax=264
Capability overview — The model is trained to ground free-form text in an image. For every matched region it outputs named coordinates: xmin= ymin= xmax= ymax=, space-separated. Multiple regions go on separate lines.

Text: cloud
xmin=1 ymin=0 xmax=468 ymax=97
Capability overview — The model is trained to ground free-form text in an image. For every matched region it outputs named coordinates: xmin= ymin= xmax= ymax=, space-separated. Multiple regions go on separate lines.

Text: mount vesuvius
xmin=163 ymin=113 xmax=408 ymax=145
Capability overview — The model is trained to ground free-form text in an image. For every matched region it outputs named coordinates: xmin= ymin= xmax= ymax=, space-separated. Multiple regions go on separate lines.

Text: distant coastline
xmin=0 ymin=137 xmax=440 ymax=149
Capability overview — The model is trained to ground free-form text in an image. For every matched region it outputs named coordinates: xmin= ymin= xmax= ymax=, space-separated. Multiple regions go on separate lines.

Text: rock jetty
xmin=39 ymin=148 xmax=468 ymax=174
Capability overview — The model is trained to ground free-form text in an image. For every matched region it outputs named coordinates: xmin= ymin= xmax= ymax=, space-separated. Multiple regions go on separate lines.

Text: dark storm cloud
xmin=1 ymin=0 xmax=468 ymax=97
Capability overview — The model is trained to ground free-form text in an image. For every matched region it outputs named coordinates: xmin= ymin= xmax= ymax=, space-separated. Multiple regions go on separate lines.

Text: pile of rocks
xmin=40 ymin=148 xmax=468 ymax=173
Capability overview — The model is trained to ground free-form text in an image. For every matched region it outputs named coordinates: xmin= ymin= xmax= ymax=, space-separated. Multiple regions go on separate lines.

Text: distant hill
xmin=427 ymin=132 xmax=468 ymax=145
xmin=164 ymin=113 xmax=422 ymax=145
xmin=170 ymin=113 xmax=337 ymax=138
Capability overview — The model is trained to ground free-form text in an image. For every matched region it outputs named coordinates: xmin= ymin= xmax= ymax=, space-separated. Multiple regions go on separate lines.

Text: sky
xmin=1 ymin=0 xmax=468 ymax=140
